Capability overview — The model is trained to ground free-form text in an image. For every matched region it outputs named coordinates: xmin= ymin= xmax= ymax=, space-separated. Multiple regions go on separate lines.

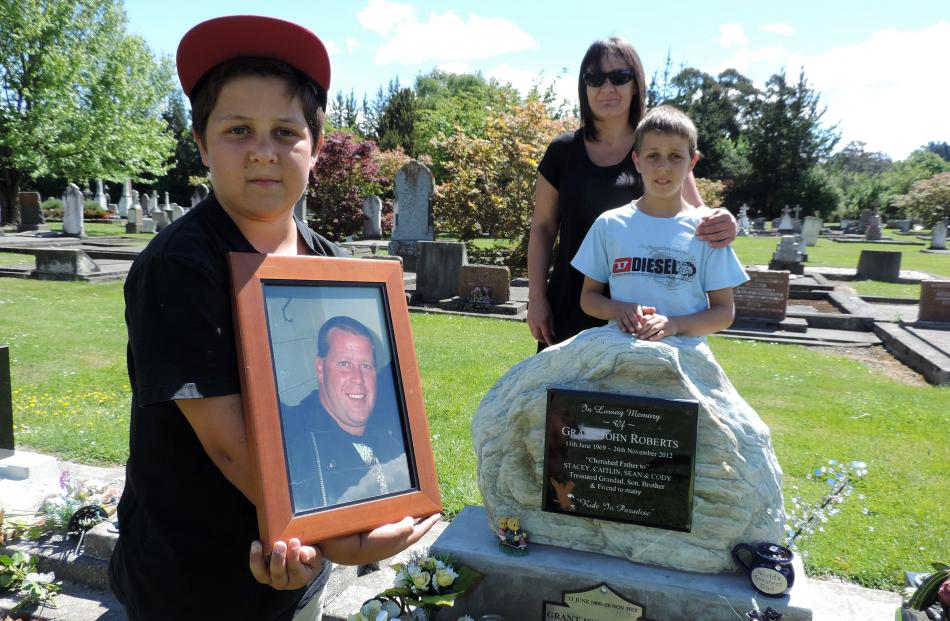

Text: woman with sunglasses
xmin=527 ymin=37 xmax=737 ymax=349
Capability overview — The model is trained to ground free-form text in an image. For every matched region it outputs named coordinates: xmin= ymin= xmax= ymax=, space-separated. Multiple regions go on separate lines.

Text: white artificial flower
xmin=434 ymin=567 xmax=458 ymax=588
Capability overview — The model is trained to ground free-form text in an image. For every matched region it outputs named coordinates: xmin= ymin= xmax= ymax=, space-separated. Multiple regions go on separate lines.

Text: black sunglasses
xmin=583 ymin=69 xmax=636 ymax=88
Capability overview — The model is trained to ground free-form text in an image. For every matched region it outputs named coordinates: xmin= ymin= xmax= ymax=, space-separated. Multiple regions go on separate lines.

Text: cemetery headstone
xmin=801 ymin=216 xmax=823 ymax=247
xmin=16 ymin=192 xmax=46 ymax=232
xmin=118 ymin=181 xmax=132 ymax=218
xmin=171 ymin=204 xmax=185 ymax=221
xmin=738 ymin=204 xmax=750 ymax=236
xmin=856 ymin=249 xmax=901 ymax=282
xmin=733 ymin=270 xmax=790 ymax=320
xmin=768 ymin=235 xmax=804 ymax=274
xmin=753 ymin=217 xmax=766 ymax=231
xmin=361 ymin=195 xmax=383 ymax=239
xmin=1 ymin=345 xmax=12 ymax=450
xmin=164 ymin=192 xmax=171 ymax=210
xmin=865 ymin=210 xmax=883 ymax=240
xmin=471 ymin=329 xmax=785 ymax=573
xmin=778 ymin=206 xmax=794 ymax=232
xmin=152 ymin=209 xmax=169 ymax=231
xmin=389 ymin=161 xmax=435 ymax=270
xmin=918 ymin=280 xmax=950 ymax=323
xmin=126 ymin=206 xmax=143 ymax=234
xmin=95 ymin=179 xmax=108 ymax=210
xmin=457 ymin=264 xmax=510 ymax=304
xmin=859 ymin=208 xmax=871 ymax=233
xmin=930 ymin=219 xmax=947 ymax=250
xmin=62 ymin=183 xmax=85 ymax=237
xmin=191 ymin=184 xmax=209 ymax=207
xmin=141 ymin=215 xmax=156 ymax=234
xmin=416 ymin=240 xmax=466 ymax=303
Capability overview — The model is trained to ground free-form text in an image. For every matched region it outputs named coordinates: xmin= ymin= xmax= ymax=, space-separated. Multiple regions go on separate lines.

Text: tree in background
xmin=896 ymin=172 xmax=950 ymax=226
xmin=0 ymin=0 xmax=174 ymax=224
xmin=306 ymin=131 xmax=384 ymax=241
xmin=327 ymin=89 xmax=361 ymax=136
xmin=731 ymin=70 xmax=839 ymax=218
xmin=153 ymin=89 xmax=204 ymax=205
xmin=434 ymin=99 xmax=573 ymax=259
xmin=376 ymin=87 xmax=416 ymax=153
xmin=694 ymin=178 xmax=725 ymax=210
xmin=924 ymin=141 xmax=950 ymax=163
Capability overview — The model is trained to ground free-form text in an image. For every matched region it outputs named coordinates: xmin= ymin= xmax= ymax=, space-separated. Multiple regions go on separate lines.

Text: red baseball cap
xmin=176 ymin=15 xmax=331 ymax=97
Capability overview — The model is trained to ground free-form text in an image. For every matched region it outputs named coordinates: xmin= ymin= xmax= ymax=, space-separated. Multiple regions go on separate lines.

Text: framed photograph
xmin=229 ymin=253 xmax=441 ymax=551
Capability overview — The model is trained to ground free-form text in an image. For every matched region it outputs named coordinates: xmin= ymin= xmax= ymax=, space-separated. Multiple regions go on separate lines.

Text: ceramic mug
xmin=732 ymin=542 xmax=796 ymax=597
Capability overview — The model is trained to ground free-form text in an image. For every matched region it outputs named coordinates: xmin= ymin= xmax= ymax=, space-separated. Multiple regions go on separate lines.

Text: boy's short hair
xmin=633 ymin=105 xmax=699 ymax=157
xmin=189 ymin=57 xmax=327 ymax=151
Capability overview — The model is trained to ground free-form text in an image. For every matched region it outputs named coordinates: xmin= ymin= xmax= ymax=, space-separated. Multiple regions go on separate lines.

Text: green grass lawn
xmin=1 ymin=271 xmax=948 ymax=590
xmin=45 ymin=220 xmax=154 ymax=241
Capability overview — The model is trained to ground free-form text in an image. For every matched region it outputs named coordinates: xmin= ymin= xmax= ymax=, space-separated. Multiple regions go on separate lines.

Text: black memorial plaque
xmin=543 ymin=387 xmax=698 ymax=532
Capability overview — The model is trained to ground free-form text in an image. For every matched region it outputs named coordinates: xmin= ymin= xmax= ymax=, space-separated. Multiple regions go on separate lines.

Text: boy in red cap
xmin=109 ymin=15 xmax=438 ymax=621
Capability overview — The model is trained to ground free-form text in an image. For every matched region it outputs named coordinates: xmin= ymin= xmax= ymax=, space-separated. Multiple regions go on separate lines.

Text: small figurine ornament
xmin=496 ymin=516 xmax=528 ymax=555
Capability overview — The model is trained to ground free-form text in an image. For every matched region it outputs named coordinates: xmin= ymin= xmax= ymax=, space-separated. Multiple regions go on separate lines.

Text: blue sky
xmin=125 ymin=0 xmax=949 ymax=161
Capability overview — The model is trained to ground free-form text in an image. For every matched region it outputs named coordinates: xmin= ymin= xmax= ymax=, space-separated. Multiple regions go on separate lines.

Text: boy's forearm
xmin=580 ymin=290 xmax=622 ymax=321
xmin=669 ymin=303 xmax=735 ymax=337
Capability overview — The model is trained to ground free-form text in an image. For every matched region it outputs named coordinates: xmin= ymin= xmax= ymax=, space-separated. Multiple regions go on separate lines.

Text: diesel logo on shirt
xmin=612 ymin=256 xmax=696 ymax=278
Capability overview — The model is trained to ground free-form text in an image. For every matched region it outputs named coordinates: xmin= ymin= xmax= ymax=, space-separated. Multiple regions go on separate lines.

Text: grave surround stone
xmin=930 ymin=220 xmax=947 ymax=250
xmin=62 ymin=183 xmax=84 ymax=237
xmin=918 ymin=280 xmax=950 ymax=323
xmin=734 ymin=270 xmax=790 ymax=320
xmin=31 ymin=248 xmax=100 ymax=280
xmin=361 ymin=195 xmax=382 ymax=239
xmin=457 ymin=264 xmax=510 ymax=303
xmin=16 ymin=192 xmax=46 ymax=232
xmin=416 ymin=240 xmax=466 ymax=303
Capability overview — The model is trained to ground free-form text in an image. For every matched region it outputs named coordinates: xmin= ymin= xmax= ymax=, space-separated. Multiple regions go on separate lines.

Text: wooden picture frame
xmin=229 ymin=253 xmax=441 ymax=552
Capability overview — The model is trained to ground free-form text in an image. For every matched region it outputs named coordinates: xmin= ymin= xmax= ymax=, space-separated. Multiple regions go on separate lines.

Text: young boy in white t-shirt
xmin=572 ymin=105 xmax=748 ymax=348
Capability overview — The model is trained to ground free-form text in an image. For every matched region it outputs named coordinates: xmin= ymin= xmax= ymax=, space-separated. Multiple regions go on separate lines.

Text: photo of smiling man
xmin=279 ymin=313 xmax=412 ymax=512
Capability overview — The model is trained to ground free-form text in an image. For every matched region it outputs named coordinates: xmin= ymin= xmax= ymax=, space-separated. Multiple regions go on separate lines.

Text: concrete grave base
xmin=31 ymin=248 xmax=102 ymax=281
xmin=0 ymin=449 xmax=60 ymax=514
xmin=437 ymin=296 xmax=526 ymax=315
xmin=431 ymin=506 xmax=815 ymax=621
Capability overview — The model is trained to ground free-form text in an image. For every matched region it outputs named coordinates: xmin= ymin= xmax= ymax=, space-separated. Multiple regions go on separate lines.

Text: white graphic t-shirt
xmin=571 ymin=202 xmax=748 ymax=347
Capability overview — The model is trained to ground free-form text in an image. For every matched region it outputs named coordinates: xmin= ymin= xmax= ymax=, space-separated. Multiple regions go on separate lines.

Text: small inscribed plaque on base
xmin=544 ymin=584 xmax=648 ymax=621
xmin=543 ymin=387 xmax=698 ymax=532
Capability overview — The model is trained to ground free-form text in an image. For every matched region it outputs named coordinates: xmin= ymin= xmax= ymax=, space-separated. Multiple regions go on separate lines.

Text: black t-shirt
xmin=537 ymin=129 xmax=643 ymax=344
xmin=109 ymin=195 xmax=344 ymax=621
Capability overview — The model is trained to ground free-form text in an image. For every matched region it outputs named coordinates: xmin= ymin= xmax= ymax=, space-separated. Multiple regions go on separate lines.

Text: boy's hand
xmin=615 ymin=304 xmax=656 ymax=334
xmin=249 ymin=538 xmax=323 ymax=591
xmin=318 ymin=514 xmax=441 ymax=566
xmin=695 ymin=208 xmax=737 ymax=248
xmin=637 ymin=313 xmax=677 ymax=341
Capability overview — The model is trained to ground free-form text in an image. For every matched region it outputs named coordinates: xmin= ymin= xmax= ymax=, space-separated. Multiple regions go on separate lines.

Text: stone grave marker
xmin=171 ymin=204 xmax=184 ymax=221
xmin=1 ymin=345 xmax=12 ymax=450
xmin=191 ymin=184 xmax=209 ymax=207
xmin=777 ymin=206 xmax=794 ymax=232
xmin=389 ymin=161 xmax=434 ymax=270
xmin=141 ymin=214 xmax=156 ymax=233
xmin=738 ymin=204 xmax=750 ymax=236
xmin=362 ymin=195 xmax=382 ymax=239
xmin=62 ymin=183 xmax=85 ymax=237
xmin=918 ymin=280 xmax=950 ymax=323
xmin=753 ymin=217 xmax=766 ymax=231
xmin=416 ymin=240 xmax=466 ymax=303
xmin=457 ymin=264 xmax=510 ymax=304
xmin=16 ymin=192 xmax=46 ymax=232
xmin=152 ymin=208 xmax=169 ymax=231
xmin=32 ymin=248 xmax=100 ymax=280
xmin=801 ymin=216 xmax=822 ymax=247
xmin=733 ymin=270 xmax=790 ymax=320
xmin=768 ymin=235 xmax=803 ymax=274
xmin=865 ymin=211 xmax=883 ymax=240
xmin=859 ymin=208 xmax=871 ymax=233
xmin=95 ymin=179 xmax=108 ymax=210
xmin=126 ymin=206 xmax=143 ymax=233
xmin=139 ymin=191 xmax=149 ymax=213
xmin=930 ymin=219 xmax=947 ymax=250
xmin=118 ymin=181 xmax=132 ymax=218
xmin=856 ymin=249 xmax=901 ymax=282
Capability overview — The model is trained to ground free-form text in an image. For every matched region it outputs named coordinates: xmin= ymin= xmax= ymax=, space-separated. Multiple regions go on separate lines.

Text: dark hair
xmin=578 ymin=37 xmax=646 ymax=142
xmin=317 ymin=316 xmax=375 ymax=358
xmin=189 ymin=57 xmax=327 ymax=152
xmin=634 ymin=105 xmax=698 ymax=157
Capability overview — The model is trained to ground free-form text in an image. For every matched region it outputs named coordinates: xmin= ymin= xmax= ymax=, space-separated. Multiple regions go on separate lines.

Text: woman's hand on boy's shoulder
xmin=695 ymin=208 xmax=737 ymax=248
